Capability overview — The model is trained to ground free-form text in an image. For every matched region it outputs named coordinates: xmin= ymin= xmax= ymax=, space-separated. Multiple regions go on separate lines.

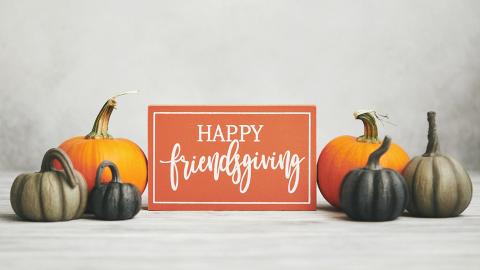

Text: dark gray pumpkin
xmin=89 ymin=161 xmax=141 ymax=220
xmin=403 ymin=112 xmax=472 ymax=217
xmin=340 ymin=136 xmax=408 ymax=221
xmin=10 ymin=148 xmax=88 ymax=222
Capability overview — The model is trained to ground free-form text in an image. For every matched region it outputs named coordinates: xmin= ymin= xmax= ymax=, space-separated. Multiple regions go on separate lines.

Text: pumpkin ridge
xmin=38 ymin=174 xmax=47 ymax=221
xmin=125 ymin=140 xmax=149 ymax=191
xmin=432 ymin=157 xmax=441 ymax=217
xmin=450 ymin=156 xmax=473 ymax=215
xmin=96 ymin=186 xmax=108 ymax=218
xmin=322 ymin=141 xmax=340 ymax=204
xmin=14 ymin=175 xmax=28 ymax=220
xmin=443 ymin=156 xmax=462 ymax=217
xmin=341 ymin=172 xmax=352 ymax=218
xmin=135 ymin=186 xmax=141 ymax=215
xmin=76 ymin=172 xmax=87 ymax=218
xmin=330 ymin=140 xmax=358 ymax=207
xmin=102 ymin=184 xmax=113 ymax=219
xmin=101 ymin=185 xmax=111 ymax=219
xmin=88 ymin=142 xmax=98 ymax=184
xmin=317 ymin=151 xmax=330 ymax=202
xmin=118 ymin=183 xmax=124 ymax=220
xmin=367 ymin=171 xmax=377 ymax=220
xmin=386 ymin=171 xmax=397 ymax=220
xmin=58 ymin=172 xmax=67 ymax=220
xmin=400 ymin=171 xmax=409 ymax=211
xmin=360 ymin=171 xmax=374 ymax=220
xmin=318 ymin=142 xmax=335 ymax=204
xmin=387 ymin=172 xmax=397 ymax=220
xmin=375 ymin=172 xmax=395 ymax=220
xmin=410 ymin=158 xmax=425 ymax=216
xmin=106 ymin=183 xmax=120 ymax=220
xmin=74 ymin=174 xmax=81 ymax=218
xmin=44 ymin=173 xmax=60 ymax=221
xmin=375 ymin=170 xmax=390 ymax=220
xmin=371 ymin=172 xmax=381 ymax=220
xmin=350 ymin=171 xmax=363 ymax=220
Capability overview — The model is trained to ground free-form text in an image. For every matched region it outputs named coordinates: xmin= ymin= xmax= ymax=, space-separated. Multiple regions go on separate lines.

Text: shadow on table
xmin=0 ymin=212 xmax=98 ymax=222
xmin=315 ymin=204 xmax=351 ymax=221
xmin=316 ymin=204 xmax=341 ymax=213
xmin=0 ymin=213 xmax=25 ymax=222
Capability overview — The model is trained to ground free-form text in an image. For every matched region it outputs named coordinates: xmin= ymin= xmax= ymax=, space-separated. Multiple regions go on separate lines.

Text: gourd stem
xmin=41 ymin=148 xmax=77 ymax=188
xmin=85 ymin=91 xmax=138 ymax=139
xmin=366 ymin=136 xmax=391 ymax=170
xmin=424 ymin=111 xmax=440 ymax=157
xmin=95 ymin=160 xmax=121 ymax=187
xmin=354 ymin=111 xmax=380 ymax=143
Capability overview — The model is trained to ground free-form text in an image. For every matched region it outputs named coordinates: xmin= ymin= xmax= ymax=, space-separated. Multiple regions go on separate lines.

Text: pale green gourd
xmin=10 ymin=148 xmax=88 ymax=221
xmin=403 ymin=112 xmax=472 ymax=217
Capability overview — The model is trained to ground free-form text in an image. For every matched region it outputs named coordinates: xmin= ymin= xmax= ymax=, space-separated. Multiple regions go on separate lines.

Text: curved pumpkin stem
xmin=366 ymin=136 xmax=391 ymax=170
xmin=354 ymin=110 xmax=380 ymax=143
xmin=424 ymin=111 xmax=440 ymax=157
xmin=41 ymin=148 xmax=77 ymax=188
xmin=95 ymin=160 xmax=121 ymax=187
xmin=85 ymin=91 xmax=138 ymax=139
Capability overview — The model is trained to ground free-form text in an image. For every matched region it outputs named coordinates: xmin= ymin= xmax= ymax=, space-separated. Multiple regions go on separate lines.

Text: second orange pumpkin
xmin=317 ymin=111 xmax=409 ymax=209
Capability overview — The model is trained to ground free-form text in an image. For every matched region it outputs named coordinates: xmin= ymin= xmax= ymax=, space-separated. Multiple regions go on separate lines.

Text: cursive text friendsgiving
xmin=160 ymin=124 xmax=305 ymax=194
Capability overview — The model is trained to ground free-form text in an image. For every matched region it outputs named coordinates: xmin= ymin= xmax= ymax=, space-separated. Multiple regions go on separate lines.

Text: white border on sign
xmin=152 ymin=112 xmax=311 ymax=205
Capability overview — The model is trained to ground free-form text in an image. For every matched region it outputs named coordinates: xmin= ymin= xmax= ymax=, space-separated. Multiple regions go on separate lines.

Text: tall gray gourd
xmin=403 ymin=112 xmax=472 ymax=217
xmin=10 ymin=148 xmax=88 ymax=221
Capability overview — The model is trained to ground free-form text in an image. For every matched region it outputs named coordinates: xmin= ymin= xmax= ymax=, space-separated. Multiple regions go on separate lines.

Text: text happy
xmin=197 ymin=124 xmax=264 ymax=142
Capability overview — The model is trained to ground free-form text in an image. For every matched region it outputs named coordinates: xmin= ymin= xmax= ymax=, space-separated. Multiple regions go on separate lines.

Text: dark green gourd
xmin=89 ymin=161 xmax=142 ymax=220
xmin=340 ymin=136 xmax=408 ymax=221
xmin=403 ymin=112 xmax=472 ymax=217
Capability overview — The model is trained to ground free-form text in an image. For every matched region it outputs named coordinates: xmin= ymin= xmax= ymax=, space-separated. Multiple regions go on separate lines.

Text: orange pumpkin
xmin=57 ymin=93 xmax=147 ymax=193
xmin=317 ymin=110 xmax=409 ymax=209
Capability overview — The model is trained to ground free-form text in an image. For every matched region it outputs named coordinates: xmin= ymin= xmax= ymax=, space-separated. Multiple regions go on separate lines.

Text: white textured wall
xmin=1 ymin=0 xmax=479 ymax=171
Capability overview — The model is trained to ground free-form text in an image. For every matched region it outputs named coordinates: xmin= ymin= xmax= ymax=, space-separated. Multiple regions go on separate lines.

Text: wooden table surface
xmin=0 ymin=171 xmax=479 ymax=270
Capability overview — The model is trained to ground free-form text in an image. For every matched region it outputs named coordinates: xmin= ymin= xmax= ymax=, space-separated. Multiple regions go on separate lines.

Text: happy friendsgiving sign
xmin=148 ymin=106 xmax=316 ymax=210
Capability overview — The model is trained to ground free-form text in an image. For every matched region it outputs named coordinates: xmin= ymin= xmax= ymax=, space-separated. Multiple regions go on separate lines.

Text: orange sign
xmin=148 ymin=106 xmax=316 ymax=210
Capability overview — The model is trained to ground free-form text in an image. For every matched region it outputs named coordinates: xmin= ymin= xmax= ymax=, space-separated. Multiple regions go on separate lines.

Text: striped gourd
xmin=403 ymin=112 xmax=472 ymax=217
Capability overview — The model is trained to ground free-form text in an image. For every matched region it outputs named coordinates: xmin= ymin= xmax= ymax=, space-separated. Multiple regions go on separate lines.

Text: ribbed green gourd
xmin=10 ymin=148 xmax=88 ymax=221
xmin=89 ymin=161 xmax=142 ymax=220
xmin=403 ymin=112 xmax=472 ymax=217
xmin=340 ymin=136 xmax=409 ymax=221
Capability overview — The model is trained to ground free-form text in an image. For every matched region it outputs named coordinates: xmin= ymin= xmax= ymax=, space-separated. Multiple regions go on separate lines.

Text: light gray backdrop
xmin=1 ymin=0 xmax=479 ymax=171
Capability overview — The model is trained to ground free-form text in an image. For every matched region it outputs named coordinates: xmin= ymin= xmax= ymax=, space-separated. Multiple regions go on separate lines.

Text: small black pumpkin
xmin=89 ymin=161 xmax=142 ymax=220
xmin=340 ymin=136 xmax=408 ymax=221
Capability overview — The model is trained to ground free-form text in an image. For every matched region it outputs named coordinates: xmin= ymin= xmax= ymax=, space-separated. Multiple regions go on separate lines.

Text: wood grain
xmin=0 ymin=171 xmax=479 ymax=270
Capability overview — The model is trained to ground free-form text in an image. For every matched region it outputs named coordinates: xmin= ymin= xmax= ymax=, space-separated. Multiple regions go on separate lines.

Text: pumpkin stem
xmin=366 ymin=136 xmax=391 ymax=170
xmin=85 ymin=91 xmax=138 ymax=139
xmin=41 ymin=148 xmax=77 ymax=188
xmin=354 ymin=110 xmax=380 ymax=143
xmin=424 ymin=111 xmax=440 ymax=156
xmin=95 ymin=160 xmax=121 ymax=187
